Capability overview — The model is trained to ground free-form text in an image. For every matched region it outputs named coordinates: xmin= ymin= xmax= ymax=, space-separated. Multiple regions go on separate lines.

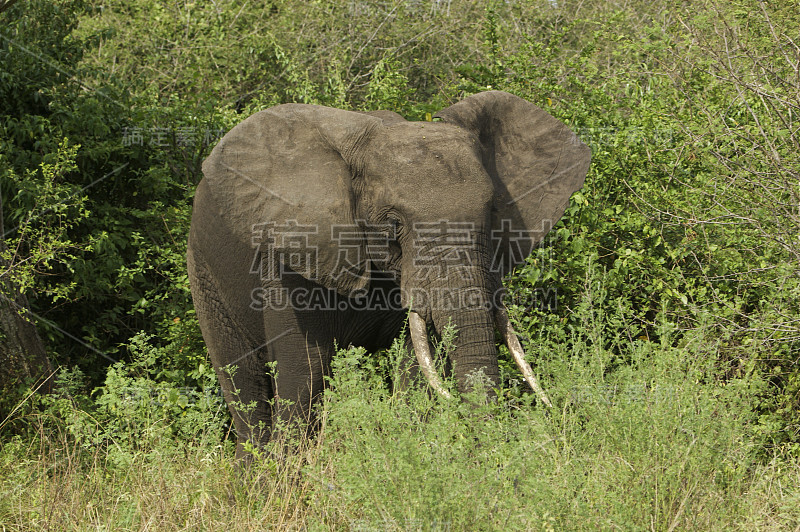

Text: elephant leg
xmin=188 ymin=250 xmax=273 ymax=462
xmin=260 ymin=279 xmax=337 ymax=440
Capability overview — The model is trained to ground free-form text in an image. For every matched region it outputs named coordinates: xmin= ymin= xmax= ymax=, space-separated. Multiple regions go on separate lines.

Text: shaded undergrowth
xmin=2 ymin=278 xmax=798 ymax=531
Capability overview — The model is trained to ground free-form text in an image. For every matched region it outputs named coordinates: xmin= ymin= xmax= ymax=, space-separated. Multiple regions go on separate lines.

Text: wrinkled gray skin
xmin=187 ymin=91 xmax=590 ymax=460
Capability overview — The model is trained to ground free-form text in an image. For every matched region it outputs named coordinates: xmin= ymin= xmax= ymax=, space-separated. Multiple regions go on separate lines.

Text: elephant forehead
xmin=361 ymin=124 xmax=494 ymax=219
xmin=372 ymin=124 xmax=481 ymax=170
xmin=366 ymin=123 xmax=491 ymax=188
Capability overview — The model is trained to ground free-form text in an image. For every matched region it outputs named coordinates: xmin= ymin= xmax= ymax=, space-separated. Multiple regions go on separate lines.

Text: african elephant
xmin=187 ymin=90 xmax=590 ymax=459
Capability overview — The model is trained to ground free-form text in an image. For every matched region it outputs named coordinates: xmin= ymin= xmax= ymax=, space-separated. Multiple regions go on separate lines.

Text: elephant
xmin=187 ymin=90 xmax=591 ymax=459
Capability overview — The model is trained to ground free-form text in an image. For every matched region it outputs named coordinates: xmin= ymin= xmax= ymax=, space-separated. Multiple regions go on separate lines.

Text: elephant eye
xmin=385 ymin=216 xmax=401 ymax=239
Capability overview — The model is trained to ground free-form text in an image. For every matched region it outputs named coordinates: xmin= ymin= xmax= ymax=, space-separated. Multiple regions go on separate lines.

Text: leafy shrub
xmin=305 ymin=280 xmax=791 ymax=530
xmin=2 ymin=0 xmax=800 ymax=527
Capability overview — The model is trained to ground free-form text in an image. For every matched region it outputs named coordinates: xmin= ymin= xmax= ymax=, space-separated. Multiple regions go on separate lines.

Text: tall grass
xmin=2 ymin=272 xmax=798 ymax=530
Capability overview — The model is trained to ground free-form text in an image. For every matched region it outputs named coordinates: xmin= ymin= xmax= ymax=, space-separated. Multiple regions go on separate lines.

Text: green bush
xmin=1 ymin=288 xmax=798 ymax=528
xmin=1 ymin=0 xmax=799 ymax=527
xmin=306 ymin=286 xmax=790 ymax=529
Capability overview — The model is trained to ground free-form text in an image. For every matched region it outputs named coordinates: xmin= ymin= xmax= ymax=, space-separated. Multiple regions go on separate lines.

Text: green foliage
xmin=64 ymin=332 xmax=222 ymax=449
xmin=3 ymin=293 xmax=797 ymax=528
xmin=1 ymin=0 xmax=799 ymax=526
xmin=450 ymin=0 xmax=800 ymax=447
xmin=364 ymin=58 xmax=416 ymax=114
xmin=309 ymin=299 xmax=778 ymax=529
xmin=1 ymin=139 xmax=89 ymax=300
xmin=1 ymin=0 xmax=209 ymax=381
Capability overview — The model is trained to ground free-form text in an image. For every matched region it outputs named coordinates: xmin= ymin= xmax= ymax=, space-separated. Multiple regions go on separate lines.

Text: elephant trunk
xmin=433 ymin=303 xmax=500 ymax=396
xmin=403 ymin=232 xmax=551 ymax=404
xmin=407 ymin=284 xmax=551 ymax=404
xmin=410 ymin=304 xmax=553 ymax=405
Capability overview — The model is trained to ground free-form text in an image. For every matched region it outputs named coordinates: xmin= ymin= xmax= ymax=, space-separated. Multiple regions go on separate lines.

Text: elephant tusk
xmin=408 ymin=312 xmax=453 ymax=400
xmin=495 ymin=306 xmax=553 ymax=407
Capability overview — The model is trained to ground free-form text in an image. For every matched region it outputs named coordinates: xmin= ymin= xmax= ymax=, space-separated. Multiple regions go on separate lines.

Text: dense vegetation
xmin=1 ymin=0 xmax=798 ymax=528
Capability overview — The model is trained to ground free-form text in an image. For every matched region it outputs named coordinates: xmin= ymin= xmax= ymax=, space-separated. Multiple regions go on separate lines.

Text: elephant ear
xmin=201 ymin=104 xmax=382 ymax=296
xmin=434 ymin=91 xmax=591 ymax=276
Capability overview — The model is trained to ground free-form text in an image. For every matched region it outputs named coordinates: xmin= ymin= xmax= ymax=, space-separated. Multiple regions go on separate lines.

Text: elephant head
xmin=199 ymin=90 xmax=590 ymax=402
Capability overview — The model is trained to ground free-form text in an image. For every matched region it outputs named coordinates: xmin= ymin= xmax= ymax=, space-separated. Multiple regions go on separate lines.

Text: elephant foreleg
xmin=188 ymin=249 xmax=274 ymax=462
xmin=259 ymin=277 xmax=338 ymax=441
